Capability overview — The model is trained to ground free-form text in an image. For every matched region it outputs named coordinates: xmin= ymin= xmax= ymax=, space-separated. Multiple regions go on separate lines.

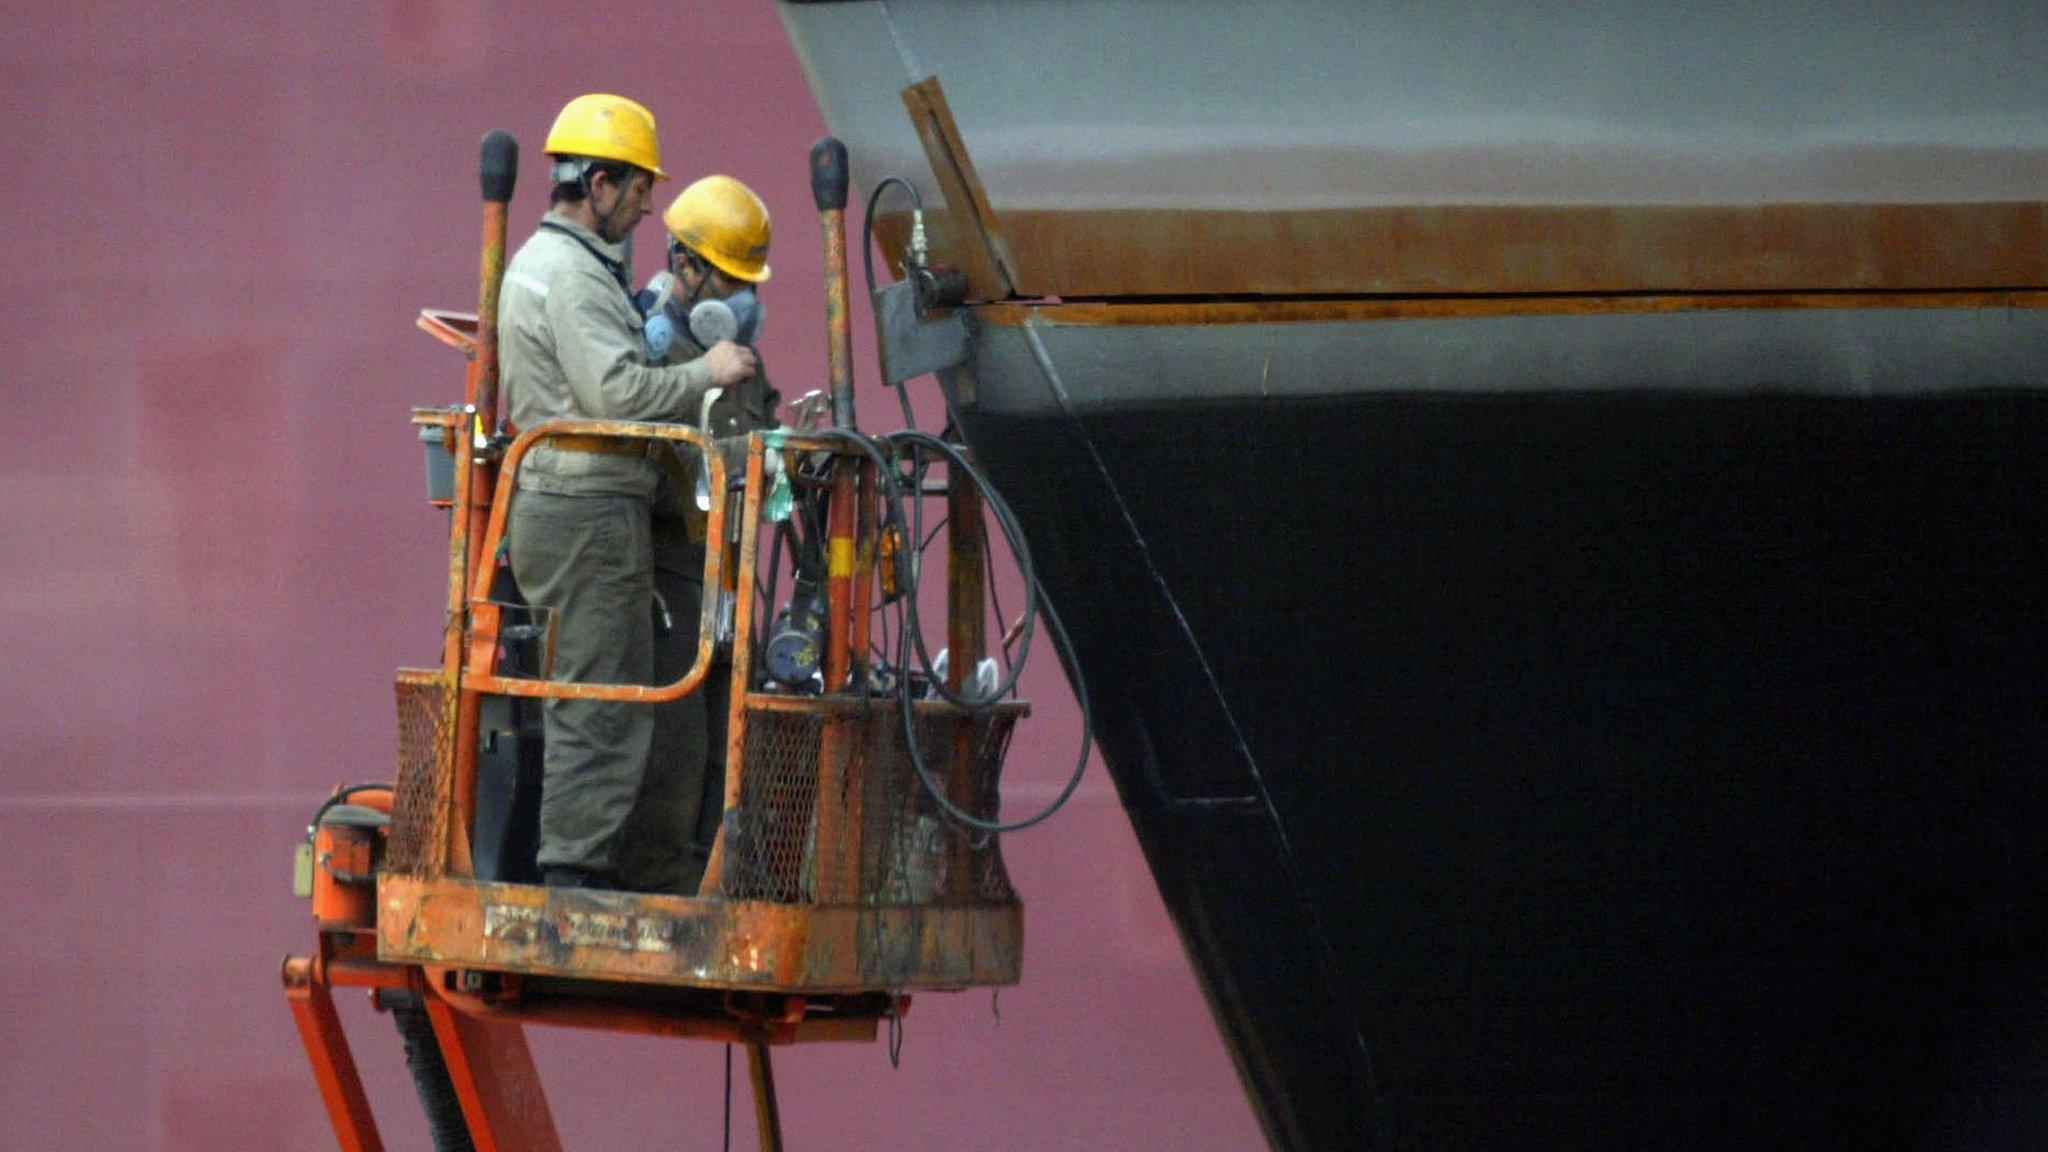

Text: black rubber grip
xmin=480 ymin=130 xmax=518 ymax=204
xmin=810 ymin=137 xmax=849 ymax=211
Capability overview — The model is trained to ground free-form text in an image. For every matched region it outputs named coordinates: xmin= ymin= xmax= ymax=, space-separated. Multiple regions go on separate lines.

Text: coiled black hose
xmin=805 ymin=426 xmax=1095 ymax=835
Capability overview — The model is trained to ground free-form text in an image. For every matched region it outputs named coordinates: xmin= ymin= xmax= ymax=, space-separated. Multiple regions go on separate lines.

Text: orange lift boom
xmin=283 ymin=131 xmax=1025 ymax=1151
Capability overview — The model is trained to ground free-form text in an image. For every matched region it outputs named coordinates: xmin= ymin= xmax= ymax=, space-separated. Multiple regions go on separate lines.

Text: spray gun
xmin=902 ymin=207 xmax=967 ymax=315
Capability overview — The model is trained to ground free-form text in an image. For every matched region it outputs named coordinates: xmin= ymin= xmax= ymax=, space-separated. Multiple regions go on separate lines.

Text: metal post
xmin=748 ymin=1043 xmax=785 ymax=1152
xmin=811 ymin=137 xmax=855 ymax=430
xmin=823 ymin=465 xmax=859 ymax=693
xmin=945 ymin=451 xmax=988 ymax=692
xmin=446 ymin=130 xmax=518 ymax=873
xmin=811 ymin=137 xmax=868 ymax=901
xmin=944 ymin=448 xmax=989 ymax=888
xmin=702 ymin=439 xmax=769 ymax=894
xmin=471 ymin=130 xmax=516 ymax=434
xmin=813 ymin=460 xmax=861 ymax=902
xmin=815 ymin=455 xmax=879 ymax=902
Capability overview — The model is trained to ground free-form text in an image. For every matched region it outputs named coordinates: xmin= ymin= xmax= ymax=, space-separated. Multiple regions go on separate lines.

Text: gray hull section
xmin=784 ymin=1 xmax=2048 ymax=212
xmin=780 ymin=3 xmax=2048 ymax=1146
xmin=967 ymin=305 xmax=2048 ymax=413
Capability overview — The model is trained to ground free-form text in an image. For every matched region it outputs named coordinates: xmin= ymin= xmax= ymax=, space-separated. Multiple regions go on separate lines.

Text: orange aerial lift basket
xmin=283 ymin=132 xmax=1026 ymax=1152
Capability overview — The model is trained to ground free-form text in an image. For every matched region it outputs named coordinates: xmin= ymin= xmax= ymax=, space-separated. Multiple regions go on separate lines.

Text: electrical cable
xmin=881 ymin=430 xmax=1036 ymax=707
xmin=984 ymin=525 xmax=1012 ymax=668
xmin=308 ymin=782 xmax=393 ymax=834
xmin=858 ymin=174 xmax=931 ymax=435
xmin=797 ymin=425 xmax=1094 ymax=835
xmin=861 ymin=176 xmax=923 ymax=302
xmin=894 ymin=551 xmax=1094 ymax=836
xmin=886 ymin=993 xmax=906 ymax=1068
xmin=758 ymin=519 xmax=790 ymax=656
xmin=738 ymin=173 xmax=1095 ymax=836
xmin=392 ymin=994 xmax=475 ymax=1152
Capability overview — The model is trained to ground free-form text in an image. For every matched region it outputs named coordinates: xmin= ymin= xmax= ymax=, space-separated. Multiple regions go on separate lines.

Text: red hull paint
xmin=0 ymin=3 xmax=1257 ymax=1148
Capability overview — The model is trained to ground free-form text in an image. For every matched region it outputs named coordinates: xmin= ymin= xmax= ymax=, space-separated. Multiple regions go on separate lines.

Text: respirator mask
xmin=641 ymin=254 xmax=765 ymax=359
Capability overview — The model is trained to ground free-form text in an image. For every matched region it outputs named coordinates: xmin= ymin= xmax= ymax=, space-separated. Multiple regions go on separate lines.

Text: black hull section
xmin=949 ymin=316 xmax=2048 ymax=1149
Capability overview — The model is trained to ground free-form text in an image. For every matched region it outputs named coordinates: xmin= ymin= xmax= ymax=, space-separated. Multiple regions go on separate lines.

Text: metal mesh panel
xmin=721 ymin=702 xmax=1019 ymax=907
xmin=867 ymin=707 xmax=1018 ymax=905
xmin=388 ymin=668 xmax=451 ymax=875
xmin=862 ymin=713 xmax=933 ymax=906
xmin=725 ymin=710 xmax=824 ymax=902
xmin=959 ymin=712 xmax=1019 ymax=901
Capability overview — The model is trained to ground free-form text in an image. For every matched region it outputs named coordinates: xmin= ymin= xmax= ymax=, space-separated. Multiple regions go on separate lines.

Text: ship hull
xmin=946 ymin=303 xmax=2048 ymax=1149
xmin=775 ymin=1 xmax=2048 ymax=1145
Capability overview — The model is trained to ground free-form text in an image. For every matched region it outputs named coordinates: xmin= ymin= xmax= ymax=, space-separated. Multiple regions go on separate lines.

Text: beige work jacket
xmin=499 ymin=214 xmax=716 ymax=499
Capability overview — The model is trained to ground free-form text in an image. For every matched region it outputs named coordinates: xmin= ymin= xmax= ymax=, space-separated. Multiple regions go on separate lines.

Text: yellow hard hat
xmin=543 ymin=93 xmax=667 ymax=180
xmin=663 ymin=175 xmax=772 ymax=283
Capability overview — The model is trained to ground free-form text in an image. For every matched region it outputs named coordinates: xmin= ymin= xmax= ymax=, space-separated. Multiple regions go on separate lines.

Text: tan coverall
xmin=498 ymin=213 xmax=734 ymax=891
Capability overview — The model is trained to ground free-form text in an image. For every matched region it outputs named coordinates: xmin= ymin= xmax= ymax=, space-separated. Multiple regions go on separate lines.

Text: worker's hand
xmin=700 ymin=340 xmax=759 ymax=387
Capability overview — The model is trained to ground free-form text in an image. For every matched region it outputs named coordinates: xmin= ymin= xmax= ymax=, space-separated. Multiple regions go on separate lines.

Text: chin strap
xmin=591 ymin=175 xmax=634 ymax=244
xmin=539 ymin=218 xmax=632 ymax=299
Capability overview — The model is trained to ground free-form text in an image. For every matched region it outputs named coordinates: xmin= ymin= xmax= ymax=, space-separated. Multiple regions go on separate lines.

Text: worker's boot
xmin=542 ymin=866 xmax=615 ymax=890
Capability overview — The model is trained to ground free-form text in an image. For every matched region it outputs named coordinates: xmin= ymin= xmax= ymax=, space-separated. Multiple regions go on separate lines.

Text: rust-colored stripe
xmin=879 ymin=202 xmax=2048 ymax=299
xmin=972 ymin=289 xmax=2048 ymax=328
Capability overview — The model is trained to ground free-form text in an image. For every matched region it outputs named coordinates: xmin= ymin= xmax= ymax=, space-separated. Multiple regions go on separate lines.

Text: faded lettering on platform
xmin=484 ymin=902 xmax=678 ymax=954
xmin=561 ymin=910 xmax=677 ymax=953
xmin=483 ymin=903 xmax=545 ymax=946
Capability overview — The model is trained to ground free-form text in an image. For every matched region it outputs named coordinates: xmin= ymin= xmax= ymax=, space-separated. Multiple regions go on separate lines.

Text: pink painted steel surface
xmin=0 ymin=3 xmax=1259 ymax=1148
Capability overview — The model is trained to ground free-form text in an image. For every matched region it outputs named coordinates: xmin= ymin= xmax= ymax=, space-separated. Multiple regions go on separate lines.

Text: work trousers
xmin=508 ymin=487 xmax=711 ymax=893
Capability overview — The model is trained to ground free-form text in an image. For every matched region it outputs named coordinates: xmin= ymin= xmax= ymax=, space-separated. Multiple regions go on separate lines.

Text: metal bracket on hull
xmin=900 ymin=76 xmax=1017 ymax=300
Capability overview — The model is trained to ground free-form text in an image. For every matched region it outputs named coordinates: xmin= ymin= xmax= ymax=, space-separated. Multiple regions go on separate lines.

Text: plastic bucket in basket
xmin=419 ymin=423 xmax=455 ymax=506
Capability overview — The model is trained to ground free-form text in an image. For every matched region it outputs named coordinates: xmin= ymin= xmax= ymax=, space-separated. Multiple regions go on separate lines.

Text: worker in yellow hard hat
xmin=666 ymin=173 xmax=773 ymax=285
xmin=637 ymin=176 xmax=778 ymax=428
xmin=497 ymin=94 xmax=762 ymax=894
xmin=619 ymin=174 xmax=784 ymax=893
